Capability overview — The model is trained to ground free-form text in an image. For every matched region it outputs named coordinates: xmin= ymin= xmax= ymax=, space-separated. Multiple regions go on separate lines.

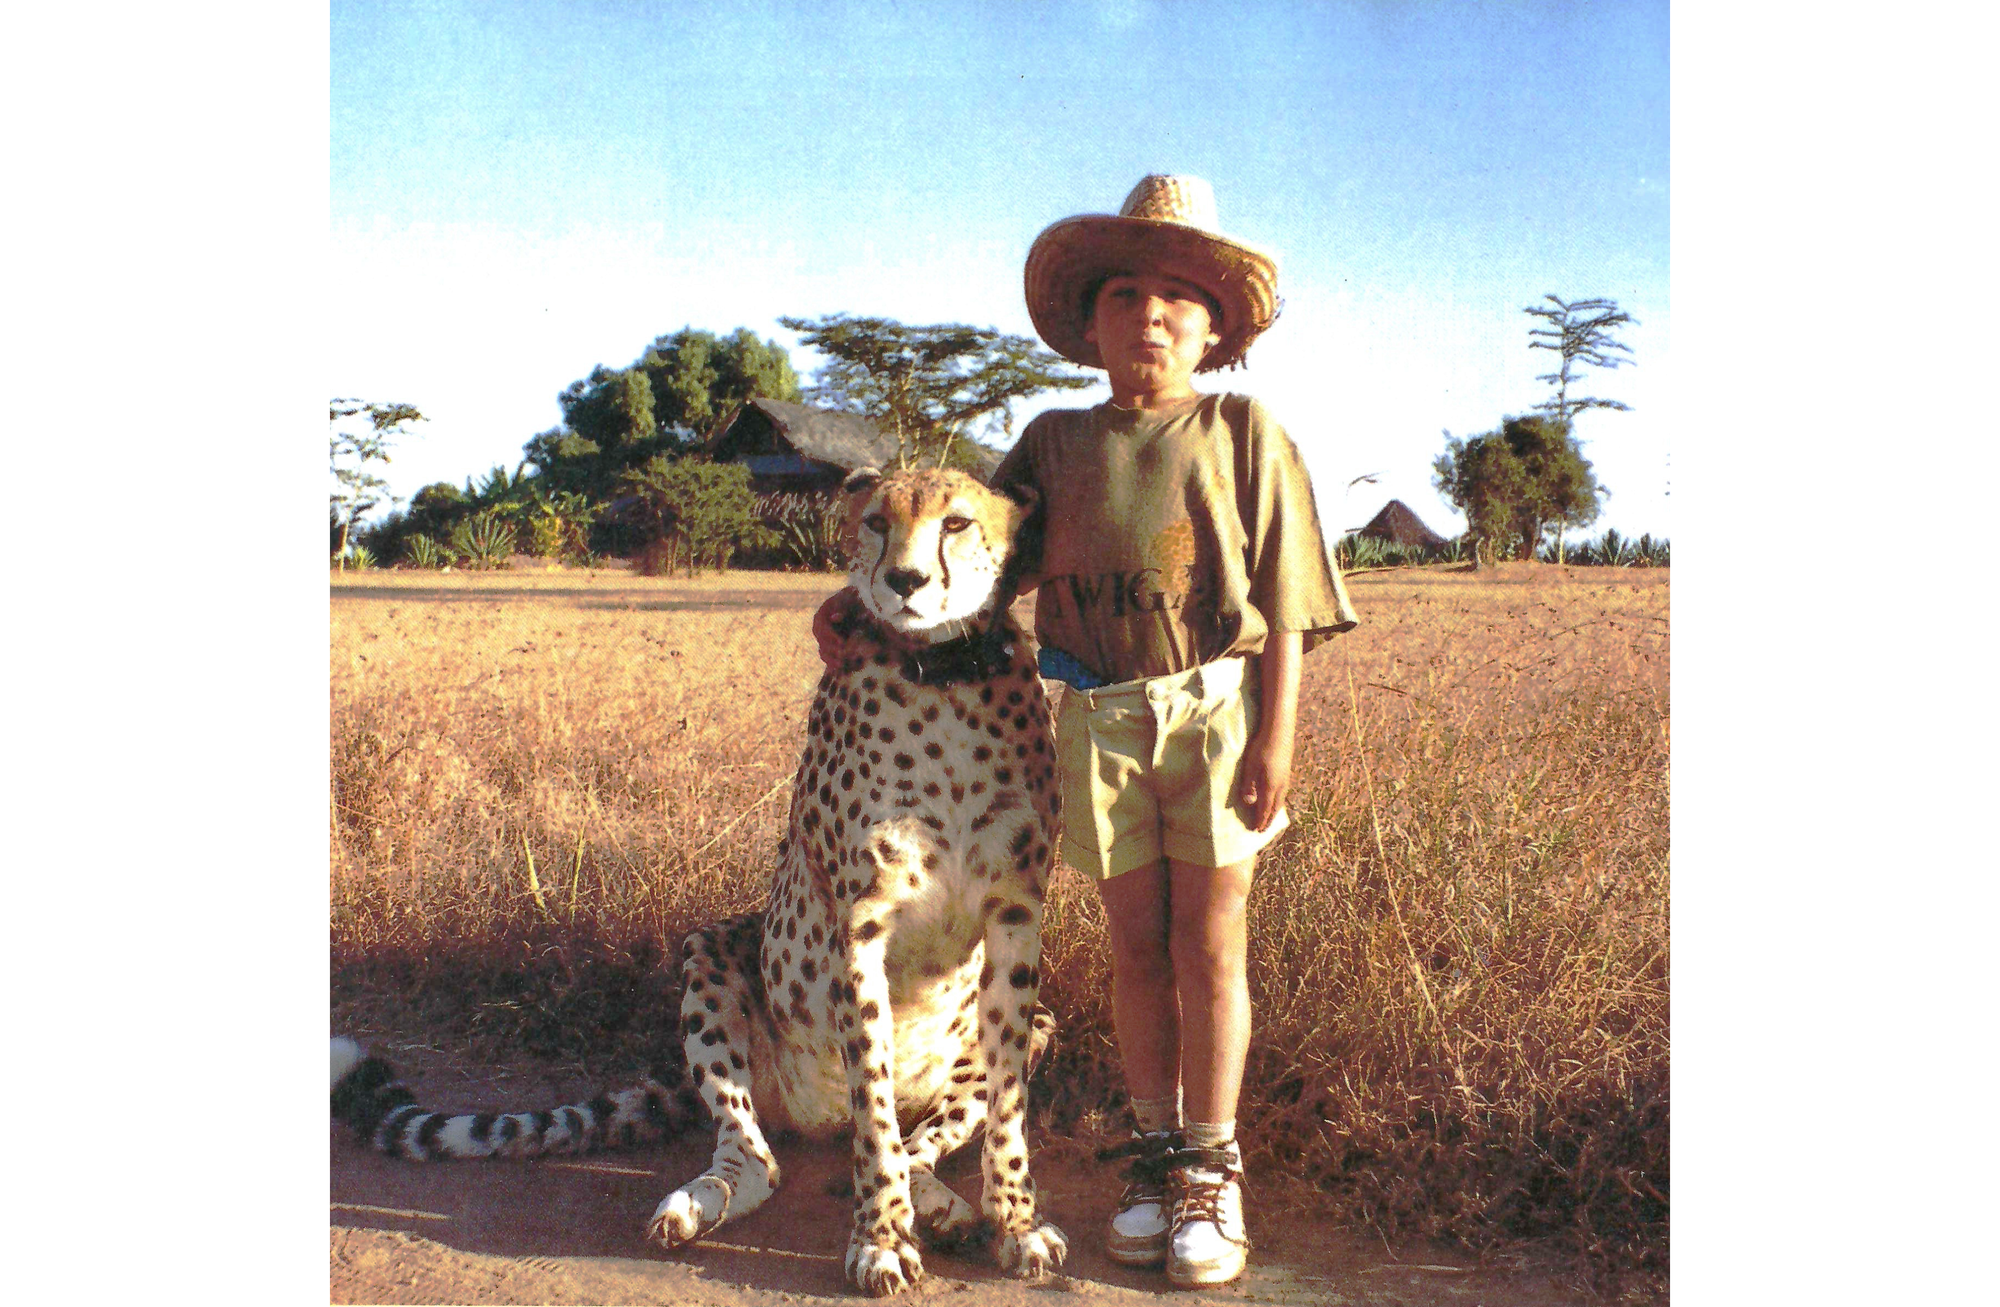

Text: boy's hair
xmin=1079 ymin=271 xmax=1226 ymax=333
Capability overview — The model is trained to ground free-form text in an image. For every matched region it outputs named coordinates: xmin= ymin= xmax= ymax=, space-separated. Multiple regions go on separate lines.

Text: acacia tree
xmin=1433 ymin=415 xmax=1602 ymax=565
xmin=1522 ymin=296 xmax=1637 ymax=560
xmin=1525 ymin=295 xmax=1637 ymax=432
xmin=330 ymin=398 xmax=425 ymax=564
xmin=778 ymin=314 xmax=1092 ymax=468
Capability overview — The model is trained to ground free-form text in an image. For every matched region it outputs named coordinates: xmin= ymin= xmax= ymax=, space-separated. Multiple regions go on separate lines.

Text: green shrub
xmin=403 ymin=534 xmax=447 ymax=570
xmin=758 ymin=491 xmax=847 ymax=571
xmin=451 ymin=511 xmax=516 ymax=570
xmin=618 ymin=457 xmax=777 ymax=574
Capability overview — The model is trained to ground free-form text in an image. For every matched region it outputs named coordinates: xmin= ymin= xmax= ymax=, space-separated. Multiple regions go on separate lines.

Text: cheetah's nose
xmin=884 ymin=567 xmax=930 ymax=598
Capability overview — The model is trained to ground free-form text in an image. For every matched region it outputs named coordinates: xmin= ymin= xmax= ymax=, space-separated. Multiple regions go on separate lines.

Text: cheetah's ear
xmin=843 ymin=466 xmax=883 ymax=498
xmin=999 ymin=480 xmax=1039 ymax=534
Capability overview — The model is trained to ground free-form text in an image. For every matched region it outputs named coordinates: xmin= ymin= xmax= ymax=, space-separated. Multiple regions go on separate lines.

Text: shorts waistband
xmin=1069 ymin=655 xmax=1245 ymax=710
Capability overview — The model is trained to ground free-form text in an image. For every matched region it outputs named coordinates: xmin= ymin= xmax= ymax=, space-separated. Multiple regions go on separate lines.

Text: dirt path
xmin=330 ymin=1049 xmax=1591 ymax=1307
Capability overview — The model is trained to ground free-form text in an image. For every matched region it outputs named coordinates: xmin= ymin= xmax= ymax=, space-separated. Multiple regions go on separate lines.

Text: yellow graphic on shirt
xmin=1041 ymin=519 xmax=1210 ymax=622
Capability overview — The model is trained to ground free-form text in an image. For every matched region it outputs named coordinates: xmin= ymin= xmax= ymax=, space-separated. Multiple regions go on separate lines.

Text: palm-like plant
xmin=1337 ymin=532 xmax=1389 ymax=570
xmin=404 ymin=533 xmax=447 ymax=570
xmin=759 ymin=492 xmax=847 ymax=570
xmin=1599 ymin=528 xmax=1638 ymax=567
xmin=451 ymin=511 xmax=516 ymax=569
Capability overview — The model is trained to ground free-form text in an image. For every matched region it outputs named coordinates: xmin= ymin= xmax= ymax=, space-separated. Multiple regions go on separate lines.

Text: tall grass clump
xmin=331 ymin=565 xmax=1668 ymax=1288
xmin=331 ymin=579 xmax=822 ymax=1067
xmin=1270 ymin=570 xmax=1665 ymax=1287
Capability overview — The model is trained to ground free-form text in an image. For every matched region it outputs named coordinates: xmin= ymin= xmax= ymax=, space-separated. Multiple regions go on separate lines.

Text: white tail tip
xmin=330 ymin=1036 xmax=366 ymax=1090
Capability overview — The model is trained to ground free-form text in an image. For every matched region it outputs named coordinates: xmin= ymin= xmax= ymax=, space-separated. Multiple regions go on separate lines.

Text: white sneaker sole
xmin=1106 ymin=1232 xmax=1169 ymax=1267
xmin=1167 ymin=1248 xmax=1247 ymax=1288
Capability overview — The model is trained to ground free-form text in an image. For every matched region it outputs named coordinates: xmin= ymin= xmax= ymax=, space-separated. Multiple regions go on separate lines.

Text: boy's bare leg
xmin=1166 ymin=856 xmax=1256 ymax=1126
xmin=1096 ymin=858 xmax=1179 ymax=1104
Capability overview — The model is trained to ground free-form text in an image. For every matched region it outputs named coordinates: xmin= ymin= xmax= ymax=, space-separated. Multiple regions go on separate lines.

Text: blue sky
xmin=331 ymin=0 xmax=1668 ymax=540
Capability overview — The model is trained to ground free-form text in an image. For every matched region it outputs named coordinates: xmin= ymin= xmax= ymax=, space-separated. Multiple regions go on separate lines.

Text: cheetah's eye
xmin=941 ymin=517 xmax=971 ymax=535
xmin=863 ymin=514 xmax=889 ymax=535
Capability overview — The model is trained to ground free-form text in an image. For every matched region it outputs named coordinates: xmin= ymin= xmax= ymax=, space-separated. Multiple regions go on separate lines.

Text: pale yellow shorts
xmin=1054 ymin=656 xmax=1288 ymax=880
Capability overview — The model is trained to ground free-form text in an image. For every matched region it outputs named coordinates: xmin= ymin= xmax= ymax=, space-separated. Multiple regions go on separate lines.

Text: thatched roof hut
xmin=706 ymin=398 xmax=1005 ymax=491
xmin=1359 ymin=500 xmax=1451 ymax=549
xmin=705 ymin=399 xmax=901 ymax=493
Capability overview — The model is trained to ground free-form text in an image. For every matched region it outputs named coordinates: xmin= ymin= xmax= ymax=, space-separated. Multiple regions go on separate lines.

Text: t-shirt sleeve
xmin=1234 ymin=398 xmax=1359 ymax=651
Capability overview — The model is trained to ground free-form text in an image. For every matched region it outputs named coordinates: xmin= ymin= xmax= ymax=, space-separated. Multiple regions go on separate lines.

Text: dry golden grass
xmin=331 ymin=561 xmax=1668 ymax=1291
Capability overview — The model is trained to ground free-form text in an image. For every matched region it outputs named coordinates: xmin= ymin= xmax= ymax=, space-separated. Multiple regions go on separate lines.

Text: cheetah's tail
xmin=329 ymin=1036 xmax=704 ymax=1162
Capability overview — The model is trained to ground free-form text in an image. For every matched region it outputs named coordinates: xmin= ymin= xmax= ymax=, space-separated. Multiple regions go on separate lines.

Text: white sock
xmin=1182 ymin=1118 xmax=1236 ymax=1152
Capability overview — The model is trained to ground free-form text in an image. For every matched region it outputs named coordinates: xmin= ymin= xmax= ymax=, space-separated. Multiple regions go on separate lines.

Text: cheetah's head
xmin=842 ymin=467 xmax=1037 ymax=643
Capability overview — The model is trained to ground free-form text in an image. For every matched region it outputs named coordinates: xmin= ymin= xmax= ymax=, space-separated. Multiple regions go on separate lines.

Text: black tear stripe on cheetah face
xmin=643 ymin=467 xmax=1066 ymax=1295
xmin=329 ymin=468 xmax=1066 ymax=1297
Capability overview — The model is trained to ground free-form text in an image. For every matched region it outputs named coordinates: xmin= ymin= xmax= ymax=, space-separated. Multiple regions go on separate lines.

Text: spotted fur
xmin=331 ymin=467 xmax=1066 ymax=1296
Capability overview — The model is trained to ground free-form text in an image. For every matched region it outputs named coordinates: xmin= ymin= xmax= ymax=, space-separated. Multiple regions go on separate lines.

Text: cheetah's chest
xmin=788 ymin=643 xmax=1059 ymax=903
xmin=756 ymin=635 xmax=1060 ymax=1130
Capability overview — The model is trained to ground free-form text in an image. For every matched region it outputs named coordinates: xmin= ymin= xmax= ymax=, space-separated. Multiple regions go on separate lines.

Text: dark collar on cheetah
xmin=898 ymin=625 xmax=1019 ymax=686
xmin=832 ymin=599 xmax=1021 ymax=687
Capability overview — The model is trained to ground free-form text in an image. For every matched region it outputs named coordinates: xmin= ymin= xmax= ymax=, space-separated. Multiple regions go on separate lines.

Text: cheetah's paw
xmin=845 ymin=1230 xmax=926 ymax=1296
xmin=911 ymin=1170 xmax=985 ymax=1250
xmin=645 ymin=1175 xmax=730 ymax=1250
xmin=996 ymin=1221 xmax=1069 ymax=1279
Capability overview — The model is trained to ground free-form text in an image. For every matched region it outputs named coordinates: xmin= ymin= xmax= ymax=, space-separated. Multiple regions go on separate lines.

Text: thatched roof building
xmin=1358 ymin=499 xmax=1451 ymax=549
xmin=704 ymin=399 xmax=901 ymax=493
xmin=706 ymin=398 xmax=1008 ymax=491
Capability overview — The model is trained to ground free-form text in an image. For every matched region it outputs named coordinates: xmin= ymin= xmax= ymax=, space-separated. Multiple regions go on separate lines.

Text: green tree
xmin=408 ymin=481 xmax=469 ymax=535
xmin=518 ymin=484 xmax=599 ymax=560
xmin=463 ymin=462 xmax=532 ymax=512
xmin=353 ymin=480 xmax=465 ymax=567
xmin=518 ymin=428 xmax=601 ymax=497
xmin=778 ymin=314 xmax=1092 ymax=468
xmin=526 ymin=328 xmax=803 ymax=499
xmin=330 ymin=398 xmax=425 ymax=565
xmin=617 ymin=457 xmax=776 ymax=575
xmin=1525 ymin=295 xmax=1637 ymax=432
xmin=639 ymin=327 xmax=803 ymax=442
xmin=1433 ymin=415 xmax=1602 ymax=565
xmin=544 ymin=366 xmax=660 ymax=477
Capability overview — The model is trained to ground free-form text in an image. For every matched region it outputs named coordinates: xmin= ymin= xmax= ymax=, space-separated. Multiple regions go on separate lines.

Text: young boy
xmin=818 ymin=175 xmax=1355 ymax=1287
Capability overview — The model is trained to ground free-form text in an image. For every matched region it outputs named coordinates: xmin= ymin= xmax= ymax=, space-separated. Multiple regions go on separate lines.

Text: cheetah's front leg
xmin=977 ymin=897 xmax=1069 ymax=1278
xmin=834 ymin=923 xmax=925 ymax=1295
xmin=646 ymin=917 xmax=782 ymax=1250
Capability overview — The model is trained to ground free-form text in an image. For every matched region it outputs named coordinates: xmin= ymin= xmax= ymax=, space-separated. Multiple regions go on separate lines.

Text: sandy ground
xmin=330 ymin=1048 xmax=1593 ymax=1307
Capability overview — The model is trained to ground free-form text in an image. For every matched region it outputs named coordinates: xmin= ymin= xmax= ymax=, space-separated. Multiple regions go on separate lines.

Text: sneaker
xmin=1166 ymin=1141 xmax=1248 ymax=1288
xmin=1097 ymin=1130 xmax=1180 ymax=1267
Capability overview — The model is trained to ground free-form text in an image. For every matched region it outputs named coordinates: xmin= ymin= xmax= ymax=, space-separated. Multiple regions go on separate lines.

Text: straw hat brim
xmin=1024 ymin=215 xmax=1279 ymax=373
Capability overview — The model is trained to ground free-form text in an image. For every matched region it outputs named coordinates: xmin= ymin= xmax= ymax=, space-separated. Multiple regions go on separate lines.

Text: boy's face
xmin=1085 ymin=269 xmax=1222 ymax=405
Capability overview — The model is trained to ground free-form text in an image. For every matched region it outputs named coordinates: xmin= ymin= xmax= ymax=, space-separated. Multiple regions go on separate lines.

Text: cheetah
xmin=331 ymin=466 xmax=1068 ymax=1295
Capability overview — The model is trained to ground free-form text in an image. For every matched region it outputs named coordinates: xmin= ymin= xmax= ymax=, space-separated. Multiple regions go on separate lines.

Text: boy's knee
xmin=1109 ymin=928 xmax=1173 ymax=987
xmin=1168 ymin=942 xmax=1239 ymax=996
xmin=1168 ymin=913 xmax=1248 ymax=993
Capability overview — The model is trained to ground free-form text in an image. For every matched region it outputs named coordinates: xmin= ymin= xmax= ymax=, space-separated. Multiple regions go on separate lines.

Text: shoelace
xmin=1097 ymin=1137 xmax=1243 ymax=1180
xmin=1097 ymin=1131 xmax=1183 ymax=1203
xmin=1171 ymin=1165 xmax=1243 ymax=1220
xmin=1171 ymin=1158 xmax=1248 ymax=1246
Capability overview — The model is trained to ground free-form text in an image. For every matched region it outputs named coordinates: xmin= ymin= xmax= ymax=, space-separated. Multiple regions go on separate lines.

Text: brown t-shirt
xmin=990 ymin=392 xmax=1358 ymax=683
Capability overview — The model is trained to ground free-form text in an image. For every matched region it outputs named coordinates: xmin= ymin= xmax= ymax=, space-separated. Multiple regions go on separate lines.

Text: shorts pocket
xmin=1200 ymin=684 xmax=1254 ymax=770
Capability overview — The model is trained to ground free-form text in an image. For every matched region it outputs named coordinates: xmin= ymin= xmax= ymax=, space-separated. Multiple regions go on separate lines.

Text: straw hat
xmin=1024 ymin=175 xmax=1279 ymax=373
